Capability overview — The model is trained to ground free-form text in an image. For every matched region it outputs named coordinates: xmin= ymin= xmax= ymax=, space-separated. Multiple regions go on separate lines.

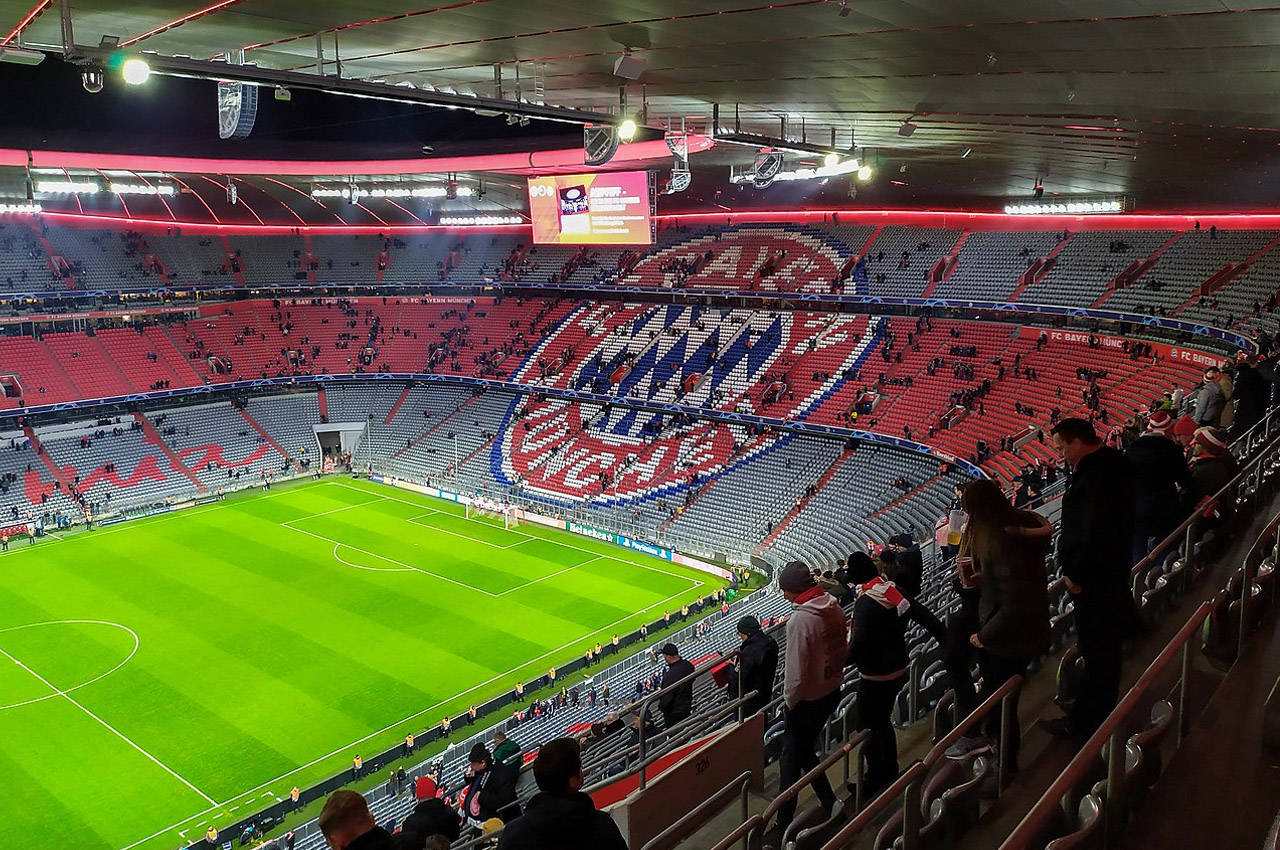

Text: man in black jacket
xmin=460 ymin=743 xmax=521 ymax=833
xmin=495 ymin=737 xmax=627 ymax=850
xmin=318 ymin=790 xmax=395 ymax=850
xmin=881 ymin=533 xmax=924 ymax=598
xmin=1124 ymin=410 xmax=1191 ymax=565
xmin=656 ymin=643 xmax=695 ymax=728
xmin=1044 ymin=418 xmax=1137 ymax=739
xmin=731 ymin=615 xmax=779 ymax=716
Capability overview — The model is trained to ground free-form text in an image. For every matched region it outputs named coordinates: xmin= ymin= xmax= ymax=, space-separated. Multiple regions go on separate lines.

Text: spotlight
xmin=99 ymin=35 xmax=120 ymax=48
xmin=122 ymin=58 xmax=151 ymax=85
xmin=857 ymin=165 xmax=873 ymax=181
xmin=838 ymin=0 xmax=851 ymax=16
xmin=81 ymin=68 xmax=104 ymax=94
xmin=618 ymin=118 xmax=638 ymax=141
xmin=987 ymin=52 xmax=997 ymax=66
xmin=506 ymin=114 xmax=519 ymax=126
xmin=226 ymin=178 xmax=237 ymax=206
xmin=898 ymin=121 xmax=917 ymax=137
xmin=823 ymin=153 xmax=840 ymax=168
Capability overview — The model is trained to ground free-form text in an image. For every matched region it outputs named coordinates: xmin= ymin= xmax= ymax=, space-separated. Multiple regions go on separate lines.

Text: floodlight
xmin=618 ymin=118 xmax=638 ymax=141
xmin=122 ymin=58 xmax=151 ymax=85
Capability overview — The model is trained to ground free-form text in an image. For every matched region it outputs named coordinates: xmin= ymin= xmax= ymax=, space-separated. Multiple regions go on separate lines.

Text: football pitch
xmin=0 ymin=477 xmax=721 ymax=850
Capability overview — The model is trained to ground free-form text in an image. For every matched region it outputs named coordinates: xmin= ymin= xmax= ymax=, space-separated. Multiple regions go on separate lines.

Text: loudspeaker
xmin=613 ymin=53 xmax=646 ymax=80
xmin=898 ymin=122 xmax=917 ymax=137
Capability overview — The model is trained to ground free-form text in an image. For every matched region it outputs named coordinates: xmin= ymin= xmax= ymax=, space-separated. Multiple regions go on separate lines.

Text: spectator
xmin=944 ymin=481 xmax=1052 ymax=769
xmin=1193 ymin=367 xmax=1225 ymax=426
xmin=495 ymin=738 xmax=627 ymax=850
xmin=397 ymin=798 xmax=461 ymax=850
xmin=491 ymin=730 xmax=522 ymax=777
xmin=1124 ymin=410 xmax=1192 ymax=565
xmin=881 ymin=533 xmax=924 ymax=597
xmin=656 ymin=643 xmax=695 ymax=728
xmin=1042 ymin=418 xmax=1137 ymax=739
xmin=460 ymin=743 xmax=520 ymax=834
xmin=775 ymin=560 xmax=848 ymax=832
xmin=319 ymin=790 xmax=394 ymax=850
xmin=730 ymin=615 xmax=779 ymax=716
xmin=1235 ymin=354 xmax=1272 ymax=439
xmin=1189 ymin=427 xmax=1240 ymax=529
xmin=1172 ymin=415 xmax=1198 ymax=453
xmin=844 ymin=552 xmax=933 ymax=795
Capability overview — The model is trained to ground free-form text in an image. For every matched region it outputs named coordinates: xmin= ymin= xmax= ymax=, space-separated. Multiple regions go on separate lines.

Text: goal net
xmin=465 ymin=497 xmax=526 ymax=529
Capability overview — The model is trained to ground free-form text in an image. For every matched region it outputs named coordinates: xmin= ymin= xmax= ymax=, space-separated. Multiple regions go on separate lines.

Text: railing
xmin=1128 ymin=409 xmax=1280 ymax=609
xmin=639 ymin=770 xmax=754 ymax=850
xmin=813 ymin=675 xmax=1023 ymax=850
xmin=998 ymin=603 xmax=1212 ymax=850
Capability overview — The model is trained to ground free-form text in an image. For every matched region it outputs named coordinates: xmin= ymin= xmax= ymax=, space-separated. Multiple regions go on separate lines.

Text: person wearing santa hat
xmin=1190 ymin=427 xmax=1240 ymax=529
xmin=1124 ymin=410 xmax=1192 ymax=566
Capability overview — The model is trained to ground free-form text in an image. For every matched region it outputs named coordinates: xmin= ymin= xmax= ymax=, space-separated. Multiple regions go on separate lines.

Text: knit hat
xmin=468 ymin=743 xmax=490 ymax=764
xmin=889 ymin=533 xmax=914 ymax=549
xmin=1194 ymin=427 xmax=1231 ymax=457
xmin=778 ymin=560 xmax=816 ymax=593
xmin=846 ymin=551 xmax=879 ymax=584
xmin=736 ymin=615 xmax=761 ymax=636
xmin=1146 ymin=410 xmax=1173 ymax=434
xmin=1173 ymin=416 xmax=1198 ymax=438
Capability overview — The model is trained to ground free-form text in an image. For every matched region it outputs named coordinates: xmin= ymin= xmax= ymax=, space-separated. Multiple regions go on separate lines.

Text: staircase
xmin=919 ymin=231 xmax=969 ymax=298
xmin=389 ymin=395 xmax=483 ymax=460
xmin=23 ymin=425 xmax=78 ymax=503
xmin=753 ymin=449 xmax=853 ymax=554
xmin=238 ymin=407 xmax=301 ymax=471
xmin=220 ymin=235 xmax=247 ymax=286
xmin=134 ymin=413 xmax=207 ymax=492
xmin=1008 ymin=233 xmax=1073 ymax=301
xmin=1090 ymin=231 xmax=1183 ymax=308
xmin=384 ymin=386 xmax=412 ymax=425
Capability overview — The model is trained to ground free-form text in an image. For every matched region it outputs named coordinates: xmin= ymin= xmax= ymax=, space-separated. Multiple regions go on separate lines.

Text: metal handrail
xmin=1127 ymin=422 xmax=1280 ymax=604
xmin=818 ymin=762 xmax=930 ymax=850
xmin=923 ymin=674 xmax=1024 ymax=793
xmin=707 ymin=814 xmax=765 ymax=850
xmin=997 ymin=601 xmax=1212 ymax=850
xmin=639 ymin=770 xmax=754 ymax=850
xmin=760 ymin=732 xmax=870 ymax=827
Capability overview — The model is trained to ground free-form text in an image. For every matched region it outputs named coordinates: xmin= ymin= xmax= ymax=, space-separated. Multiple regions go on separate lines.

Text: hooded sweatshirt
xmin=783 ymin=588 xmax=849 ymax=708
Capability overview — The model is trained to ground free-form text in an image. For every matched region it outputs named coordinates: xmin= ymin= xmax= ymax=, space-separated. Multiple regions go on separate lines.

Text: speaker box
xmin=613 ymin=54 xmax=646 ymax=80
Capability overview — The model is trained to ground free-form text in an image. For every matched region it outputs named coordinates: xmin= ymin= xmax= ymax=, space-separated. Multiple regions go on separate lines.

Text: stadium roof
xmin=2 ymin=1 xmax=1280 ymax=217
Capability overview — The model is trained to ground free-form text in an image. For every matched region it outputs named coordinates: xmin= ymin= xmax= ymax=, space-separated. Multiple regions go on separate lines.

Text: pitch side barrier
xmin=0 ymin=372 xmax=989 ymax=480
xmin=369 ymin=473 xmax=734 ymax=580
xmin=2 ymin=280 xmax=1253 ymax=353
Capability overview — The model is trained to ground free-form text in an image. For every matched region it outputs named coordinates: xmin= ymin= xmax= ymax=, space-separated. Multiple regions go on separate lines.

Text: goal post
xmin=465 ymin=497 xmax=524 ymax=529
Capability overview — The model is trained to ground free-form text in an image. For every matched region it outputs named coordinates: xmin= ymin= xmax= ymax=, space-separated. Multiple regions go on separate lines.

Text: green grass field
xmin=0 ymin=478 xmax=720 ymax=850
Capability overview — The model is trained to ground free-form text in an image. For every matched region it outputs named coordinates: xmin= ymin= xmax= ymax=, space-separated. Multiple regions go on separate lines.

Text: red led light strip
xmin=1 ymin=0 xmax=52 ymax=46
xmin=119 ymin=0 xmax=248 ymax=48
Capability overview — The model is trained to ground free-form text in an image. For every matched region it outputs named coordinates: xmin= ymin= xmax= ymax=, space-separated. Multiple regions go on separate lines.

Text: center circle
xmin=0 ymin=620 xmax=139 ymax=710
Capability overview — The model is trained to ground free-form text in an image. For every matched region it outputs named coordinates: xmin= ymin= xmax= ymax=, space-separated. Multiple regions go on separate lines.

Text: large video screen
xmin=528 ymin=171 xmax=653 ymax=245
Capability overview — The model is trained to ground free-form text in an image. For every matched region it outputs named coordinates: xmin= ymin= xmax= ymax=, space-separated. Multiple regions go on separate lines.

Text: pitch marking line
xmin=0 ymin=620 xmax=139 ymax=711
xmin=114 ymin=578 xmax=700 ymax=850
xmin=495 ymin=555 xmax=605 ymax=596
xmin=330 ymin=543 xmax=413 ymax=573
xmin=278 ymin=522 xmax=502 ymax=598
xmin=403 ymin=514 xmax=531 ymax=550
xmin=331 ymin=481 xmax=707 ymax=585
xmin=0 ymin=644 xmax=217 ymax=807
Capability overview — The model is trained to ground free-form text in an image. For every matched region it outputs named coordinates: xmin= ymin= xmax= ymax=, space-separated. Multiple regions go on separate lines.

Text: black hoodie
xmin=494 ymin=791 xmax=628 ymax=850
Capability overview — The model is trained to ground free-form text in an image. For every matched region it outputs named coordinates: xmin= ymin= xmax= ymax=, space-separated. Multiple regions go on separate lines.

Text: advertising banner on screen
xmin=528 ymin=171 xmax=653 ymax=245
